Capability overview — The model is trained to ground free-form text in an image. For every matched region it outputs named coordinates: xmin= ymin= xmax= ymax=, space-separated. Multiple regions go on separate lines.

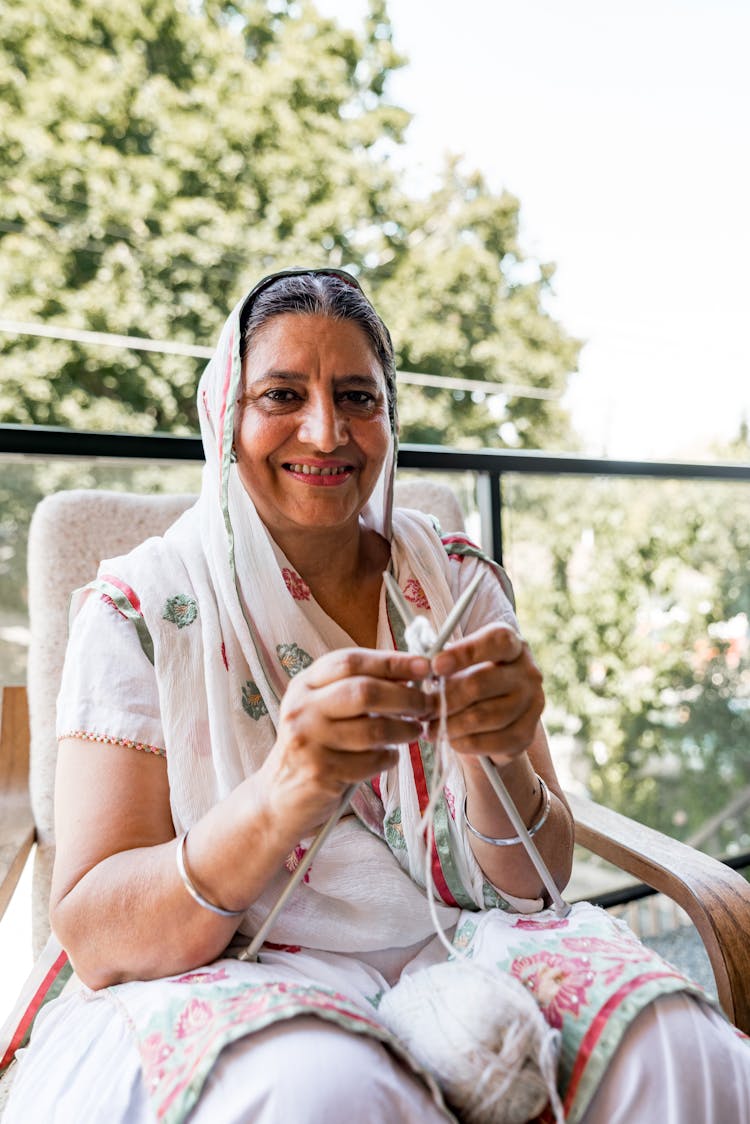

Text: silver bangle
xmin=175 ymin=831 xmax=245 ymax=918
xmin=463 ymin=775 xmax=551 ymax=846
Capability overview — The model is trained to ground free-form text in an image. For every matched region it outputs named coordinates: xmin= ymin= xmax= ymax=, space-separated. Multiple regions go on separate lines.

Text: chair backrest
xmin=25 ymin=481 xmax=465 ymax=954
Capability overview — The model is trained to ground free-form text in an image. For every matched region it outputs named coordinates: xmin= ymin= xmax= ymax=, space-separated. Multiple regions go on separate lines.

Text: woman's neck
xmin=279 ymin=525 xmax=390 ymax=648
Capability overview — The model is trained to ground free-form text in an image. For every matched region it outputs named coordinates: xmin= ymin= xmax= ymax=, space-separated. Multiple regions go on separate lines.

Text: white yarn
xmin=387 ymin=610 xmax=566 ymax=1123
xmin=378 ymin=961 xmax=563 ymax=1124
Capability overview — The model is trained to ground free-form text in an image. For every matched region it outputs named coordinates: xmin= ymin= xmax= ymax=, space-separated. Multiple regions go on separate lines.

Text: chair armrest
xmin=567 ymin=790 xmax=750 ymax=1033
xmin=0 ymin=686 xmax=35 ymax=921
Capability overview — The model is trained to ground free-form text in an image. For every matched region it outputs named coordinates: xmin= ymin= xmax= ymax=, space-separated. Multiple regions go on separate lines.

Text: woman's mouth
xmin=283 ymin=462 xmax=354 ymax=485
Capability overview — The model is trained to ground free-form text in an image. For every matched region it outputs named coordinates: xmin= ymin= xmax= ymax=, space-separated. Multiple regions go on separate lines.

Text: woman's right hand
xmin=259 ymin=648 xmax=433 ymax=840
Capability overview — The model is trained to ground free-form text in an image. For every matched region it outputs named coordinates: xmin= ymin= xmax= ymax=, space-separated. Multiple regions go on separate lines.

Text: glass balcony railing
xmin=2 ymin=424 xmax=749 ymax=919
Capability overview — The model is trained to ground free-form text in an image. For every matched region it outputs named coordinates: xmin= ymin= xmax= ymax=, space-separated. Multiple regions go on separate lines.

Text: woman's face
xmin=235 ymin=313 xmax=391 ymax=545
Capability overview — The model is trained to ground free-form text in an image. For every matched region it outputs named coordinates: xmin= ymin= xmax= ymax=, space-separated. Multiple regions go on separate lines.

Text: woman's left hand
xmin=429 ymin=622 xmax=544 ymax=767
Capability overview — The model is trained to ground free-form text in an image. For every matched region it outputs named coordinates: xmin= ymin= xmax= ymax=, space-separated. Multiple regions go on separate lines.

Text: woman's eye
xmin=340 ymin=391 xmax=376 ymax=406
xmin=264 ymin=389 xmax=300 ymax=404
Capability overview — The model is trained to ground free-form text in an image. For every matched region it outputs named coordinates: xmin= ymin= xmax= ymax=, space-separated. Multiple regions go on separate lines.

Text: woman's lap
xmin=580 ymin=992 xmax=750 ymax=1124
xmin=192 ymin=1015 xmax=449 ymax=1124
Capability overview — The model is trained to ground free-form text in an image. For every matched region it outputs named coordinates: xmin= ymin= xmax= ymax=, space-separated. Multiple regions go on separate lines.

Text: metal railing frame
xmin=2 ymin=423 xmax=749 ymax=898
xmin=3 ymin=423 xmax=750 ymax=563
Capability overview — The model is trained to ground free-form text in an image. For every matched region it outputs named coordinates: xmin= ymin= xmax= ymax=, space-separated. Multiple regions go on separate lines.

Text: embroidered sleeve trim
xmin=58 ymin=731 xmax=166 ymax=758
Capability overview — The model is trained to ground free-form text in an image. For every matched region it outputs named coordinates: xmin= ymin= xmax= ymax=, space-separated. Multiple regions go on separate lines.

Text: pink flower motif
xmin=511 ymin=951 xmax=593 ymax=1029
xmin=141 ymin=1031 xmax=174 ymax=1077
xmin=174 ymin=998 xmax=214 ymax=1038
xmin=562 ymin=934 xmax=646 ymax=959
xmin=443 ymin=786 xmax=456 ymax=819
xmin=171 ymin=967 xmax=230 ymax=985
xmin=282 ymin=568 xmax=311 ymax=601
xmin=514 ymin=917 xmax=570 ymax=931
xmin=403 ymin=578 xmax=430 ymax=609
xmin=285 ymin=845 xmax=311 ymax=883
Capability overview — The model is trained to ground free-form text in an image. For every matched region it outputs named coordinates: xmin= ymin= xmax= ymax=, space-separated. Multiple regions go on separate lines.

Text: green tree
xmin=506 ymin=474 xmax=750 ymax=849
xmin=0 ymin=0 xmax=579 ymax=448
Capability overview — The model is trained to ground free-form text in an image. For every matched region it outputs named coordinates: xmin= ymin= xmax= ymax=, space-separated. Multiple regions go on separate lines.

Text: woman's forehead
xmin=242 ymin=312 xmax=384 ymax=379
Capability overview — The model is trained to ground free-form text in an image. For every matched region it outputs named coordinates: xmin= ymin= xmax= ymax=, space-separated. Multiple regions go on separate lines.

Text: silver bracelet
xmin=463 ymin=775 xmax=551 ymax=846
xmin=175 ymin=831 xmax=245 ymax=918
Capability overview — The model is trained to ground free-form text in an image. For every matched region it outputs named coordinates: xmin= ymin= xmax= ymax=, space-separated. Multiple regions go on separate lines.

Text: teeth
xmin=287 ymin=464 xmax=349 ymax=476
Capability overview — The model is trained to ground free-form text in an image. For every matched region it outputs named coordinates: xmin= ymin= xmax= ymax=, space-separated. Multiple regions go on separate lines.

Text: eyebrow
xmin=250 ymin=370 xmax=382 ymax=389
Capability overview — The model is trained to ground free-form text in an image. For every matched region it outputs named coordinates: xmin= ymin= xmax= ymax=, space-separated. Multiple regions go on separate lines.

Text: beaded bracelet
xmin=463 ymin=775 xmax=551 ymax=847
xmin=175 ymin=831 xmax=246 ymax=918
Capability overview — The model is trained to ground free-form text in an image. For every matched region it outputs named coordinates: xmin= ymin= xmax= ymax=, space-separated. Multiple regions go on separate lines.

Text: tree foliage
xmin=507 ymin=472 xmax=750 ymax=851
xmin=0 ymin=0 xmax=578 ymax=446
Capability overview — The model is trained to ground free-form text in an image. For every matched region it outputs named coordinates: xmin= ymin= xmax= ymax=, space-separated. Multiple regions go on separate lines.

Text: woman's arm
xmin=50 ymin=649 xmax=433 ymax=989
xmin=431 ymin=623 xmax=574 ymax=901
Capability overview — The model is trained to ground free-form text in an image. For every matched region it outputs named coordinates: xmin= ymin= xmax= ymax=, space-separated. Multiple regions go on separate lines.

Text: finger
xmin=325 ymin=714 xmax=423 ymax=751
xmin=313 ymin=676 xmax=436 ymax=721
xmin=432 ymin=623 xmax=525 ymax=678
xmin=305 ymin=648 xmax=430 ymax=689
xmin=431 ymin=693 xmax=542 ymax=744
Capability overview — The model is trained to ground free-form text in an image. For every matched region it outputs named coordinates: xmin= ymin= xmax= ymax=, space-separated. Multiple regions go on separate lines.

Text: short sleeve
xmin=56 ymin=591 xmax=165 ymax=756
xmin=446 ymin=551 xmax=520 ymax=638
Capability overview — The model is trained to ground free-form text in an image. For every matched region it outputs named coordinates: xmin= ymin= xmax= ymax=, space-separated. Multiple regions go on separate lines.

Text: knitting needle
xmin=241 ymin=575 xmax=481 ymax=962
xmin=383 ymin=570 xmax=569 ymax=915
xmin=477 ymin=756 xmax=571 ymax=917
xmin=238 ymin=782 xmax=358 ymax=962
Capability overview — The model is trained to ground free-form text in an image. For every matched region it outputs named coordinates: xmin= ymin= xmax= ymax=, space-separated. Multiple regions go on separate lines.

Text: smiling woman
xmin=5 ymin=270 xmax=750 ymax=1124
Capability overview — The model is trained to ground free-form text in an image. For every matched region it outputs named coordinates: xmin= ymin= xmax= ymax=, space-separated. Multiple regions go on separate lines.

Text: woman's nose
xmin=297 ymin=398 xmax=347 ymax=451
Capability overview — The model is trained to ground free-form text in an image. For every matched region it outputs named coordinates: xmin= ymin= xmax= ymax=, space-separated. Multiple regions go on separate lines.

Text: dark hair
xmin=239 ymin=271 xmax=397 ymax=431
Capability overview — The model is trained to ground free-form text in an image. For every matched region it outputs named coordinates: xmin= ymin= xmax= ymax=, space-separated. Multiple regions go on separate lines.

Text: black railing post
xmin=476 ymin=471 xmax=504 ymax=563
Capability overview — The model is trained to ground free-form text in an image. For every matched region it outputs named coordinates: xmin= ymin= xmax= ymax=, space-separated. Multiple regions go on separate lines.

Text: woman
xmin=7 ymin=269 xmax=749 ymax=1123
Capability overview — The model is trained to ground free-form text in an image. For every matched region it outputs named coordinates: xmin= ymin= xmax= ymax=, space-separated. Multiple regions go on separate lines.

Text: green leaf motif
xmin=276 ymin=643 xmax=313 ymax=678
xmin=384 ymin=806 xmax=406 ymax=850
xmin=482 ymin=881 xmax=511 ymax=912
xmin=162 ymin=594 xmax=198 ymax=629
xmin=241 ymin=681 xmax=268 ymax=721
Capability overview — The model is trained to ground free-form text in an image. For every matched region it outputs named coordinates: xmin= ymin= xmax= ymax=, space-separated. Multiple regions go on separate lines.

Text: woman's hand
xmin=429 ymin=623 xmax=544 ymax=769
xmin=260 ymin=648 xmax=433 ymax=840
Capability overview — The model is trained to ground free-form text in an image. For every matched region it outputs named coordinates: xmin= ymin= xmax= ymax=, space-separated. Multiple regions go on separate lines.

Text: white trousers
xmin=7 ymin=992 xmax=750 ymax=1122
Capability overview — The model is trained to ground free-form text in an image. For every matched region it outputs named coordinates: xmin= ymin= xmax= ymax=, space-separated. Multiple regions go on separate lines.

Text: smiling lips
xmin=283 ymin=462 xmax=354 ymax=486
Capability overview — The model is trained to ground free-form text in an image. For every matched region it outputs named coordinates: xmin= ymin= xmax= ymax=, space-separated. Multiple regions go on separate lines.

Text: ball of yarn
xmin=378 ymin=960 xmax=561 ymax=1124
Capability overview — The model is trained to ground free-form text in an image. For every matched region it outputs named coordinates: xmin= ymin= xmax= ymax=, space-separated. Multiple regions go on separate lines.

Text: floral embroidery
xmin=452 ymin=918 xmax=478 ymax=955
xmin=403 ymin=578 xmax=430 ymax=609
xmin=514 ymin=917 xmax=570 ymax=931
xmin=171 ymin=968 xmax=230 ymax=985
xmin=276 ymin=642 xmax=313 ymax=677
xmin=141 ymin=1032 xmax=175 ymax=1091
xmin=443 ymin=785 xmax=456 ymax=819
xmin=175 ymin=998 xmax=214 ymax=1038
xmin=162 ymin=594 xmax=198 ymax=629
xmin=482 ymin=881 xmax=511 ymax=911
xmin=384 ymin=807 xmax=406 ymax=850
xmin=560 ymin=934 xmax=653 ymax=986
xmin=58 ymin=730 xmax=165 ymax=757
xmin=241 ymin=681 xmax=268 ymax=720
xmin=366 ymin=988 xmax=384 ymax=1009
xmin=510 ymin=951 xmax=594 ymax=1029
xmin=285 ymin=845 xmax=311 ymax=883
xmin=282 ymin=568 xmax=311 ymax=601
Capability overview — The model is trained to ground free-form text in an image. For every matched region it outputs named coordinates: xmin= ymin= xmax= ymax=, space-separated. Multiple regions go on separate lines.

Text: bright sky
xmin=318 ymin=0 xmax=750 ymax=459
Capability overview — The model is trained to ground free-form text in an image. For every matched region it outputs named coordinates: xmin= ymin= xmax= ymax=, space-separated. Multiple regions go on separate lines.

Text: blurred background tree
xmin=0 ymin=0 xmax=578 ymax=447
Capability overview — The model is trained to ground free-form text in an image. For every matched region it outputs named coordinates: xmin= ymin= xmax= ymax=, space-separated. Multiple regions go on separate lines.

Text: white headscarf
xmin=98 ymin=274 xmax=499 ymax=951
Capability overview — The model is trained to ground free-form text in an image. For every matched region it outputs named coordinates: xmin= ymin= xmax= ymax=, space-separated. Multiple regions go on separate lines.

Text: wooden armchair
xmin=2 ymin=485 xmax=749 ymax=1040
